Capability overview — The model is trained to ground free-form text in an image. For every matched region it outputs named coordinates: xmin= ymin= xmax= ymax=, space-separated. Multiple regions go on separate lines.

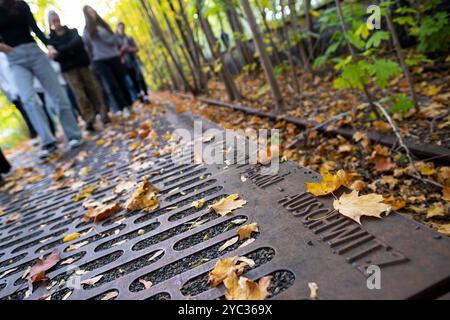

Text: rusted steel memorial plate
xmin=0 ymin=107 xmax=449 ymax=300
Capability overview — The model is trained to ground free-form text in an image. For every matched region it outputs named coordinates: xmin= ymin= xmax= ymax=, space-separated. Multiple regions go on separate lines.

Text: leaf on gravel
xmin=0 ymin=206 xmax=4 ymax=217
xmin=67 ymin=241 xmax=89 ymax=252
xmin=148 ymin=250 xmax=164 ymax=261
xmin=383 ymin=196 xmax=406 ymax=211
xmin=27 ymin=249 xmax=61 ymax=284
xmin=437 ymin=223 xmax=450 ymax=236
xmin=308 ymin=282 xmax=319 ymax=300
xmin=237 ymin=223 xmax=259 ymax=240
xmin=83 ymin=202 xmax=122 ymax=222
xmin=101 ymin=291 xmax=118 ymax=300
xmin=125 ymin=177 xmax=160 ymax=212
xmin=139 ymin=279 xmax=153 ymax=290
xmin=333 ymin=191 xmax=391 ymax=224
xmin=63 ymin=233 xmax=80 ymax=243
xmin=306 ymin=170 xmax=347 ymax=196
xmin=219 ymin=236 xmax=239 ymax=252
xmin=209 ymin=194 xmax=247 ymax=216
xmin=239 ymin=238 xmax=256 ymax=249
xmin=224 ymin=272 xmax=271 ymax=300
xmin=81 ymin=275 xmax=103 ymax=286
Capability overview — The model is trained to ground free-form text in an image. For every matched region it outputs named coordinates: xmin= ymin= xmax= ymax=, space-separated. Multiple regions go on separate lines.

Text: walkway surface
xmin=0 ymin=98 xmax=450 ymax=300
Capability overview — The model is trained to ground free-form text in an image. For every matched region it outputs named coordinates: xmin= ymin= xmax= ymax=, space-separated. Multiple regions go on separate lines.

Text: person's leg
xmin=13 ymin=98 xmax=38 ymax=139
xmin=79 ymin=67 xmax=110 ymax=122
xmin=37 ymin=92 xmax=57 ymax=136
xmin=0 ymin=148 xmax=11 ymax=175
xmin=65 ymin=68 xmax=96 ymax=126
xmin=9 ymin=64 xmax=56 ymax=147
xmin=31 ymin=49 xmax=81 ymax=143
xmin=66 ymin=86 xmax=81 ymax=120
xmin=108 ymin=57 xmax=133 ymax=106
xmin=94 ymin=60 xmax=127 ymax=111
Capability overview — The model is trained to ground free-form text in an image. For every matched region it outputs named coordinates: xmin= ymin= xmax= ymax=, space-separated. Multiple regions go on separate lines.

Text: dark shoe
xmin=86 ymin=123 xmax=96 ymax=133
xmin=102 ymin=116 xmax=112 ymax=125
xmin=39 ymin=144 xmax=58 ymax=160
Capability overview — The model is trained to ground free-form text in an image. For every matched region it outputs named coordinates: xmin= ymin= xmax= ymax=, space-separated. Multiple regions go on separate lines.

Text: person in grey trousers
xmin=0 ymin=0 xmax=82 ymax=159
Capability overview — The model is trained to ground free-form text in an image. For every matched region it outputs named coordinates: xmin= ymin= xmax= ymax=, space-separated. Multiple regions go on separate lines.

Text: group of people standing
xmin=0 ymin=0 xmax=148 ymax=183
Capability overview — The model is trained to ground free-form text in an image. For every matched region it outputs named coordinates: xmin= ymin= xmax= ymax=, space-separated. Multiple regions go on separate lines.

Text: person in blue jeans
xmin=0 ymin=0 xmax=82 ymax=159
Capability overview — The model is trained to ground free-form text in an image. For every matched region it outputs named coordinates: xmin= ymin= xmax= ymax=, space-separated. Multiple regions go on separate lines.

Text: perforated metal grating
xmin=0 ymin=105 xmax=449 ymax=300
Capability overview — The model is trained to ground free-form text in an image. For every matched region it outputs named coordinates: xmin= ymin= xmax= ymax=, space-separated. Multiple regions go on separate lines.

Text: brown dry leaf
xmin=209 ymin=194 xmax=247 ymax=216
xmin=371 ymin=156 xmax=395 ymax=173
xmin=308 ymin=282 xmax=319 ymax=300
xmin=54 ymin=167 xmax=65 ymax=182
xmin=224 ymin=272 xmax=271 ymax=301
xmin=443 ymin=187 xmax=450 ymax=202
xmin=26 ymin=249 xmax=61 ymax=284
xmin=125 ymin=177 xmax=160 ymax=212
xmin=113 ymin=181 xmax=136 ymax=194
xmin=438 ymin=167 xmax=450 ymax=186
xmin=350 ymin=180 xmax=366 ymax=192
xmin=383 ymin=196 xmax=406 ymax=211
xmin=128 ymin=141 xmax=142 ymax=152
xmin=5 ymin=213 xmax=21 ymax=224
xmin=237 ymin=223 xmax=259 ymax=241
xmin=417 ymin=162 xmax=437 ymax=176
xmin=333 ymin=191 xmax=391 ymax=224
xmin=84 ymin=202 xmax=122 ymax=222
xmin=306 ymin=170 xmax=347 ymax=196
xmin=426 ymin=203 xmax=445 ymax=219
xmin=373 ymin=121 xmax=391 ymax=133
xmin=0 ymin=206 xmax=4 ymax=217
xmin=176 ymin=105 xmax=186 ymax=113
xmin=381 ymin=176 xmax=398 ymax=189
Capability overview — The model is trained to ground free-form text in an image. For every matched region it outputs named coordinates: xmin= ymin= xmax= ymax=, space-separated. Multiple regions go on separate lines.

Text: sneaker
xmin=68 ymin=139 xmax=83 ymax=150
xmin=39 ymin=144 xmax=58 ymax=160
xmin=123 ymin=107 xmax=131 ymax=118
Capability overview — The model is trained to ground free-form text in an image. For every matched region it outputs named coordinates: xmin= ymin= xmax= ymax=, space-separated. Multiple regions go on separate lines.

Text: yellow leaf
xmin=308 ymin=282 xmax=319 ymax=300
xmin=209 ymin=194 xmax=247 ymax=216
xmin=84 ymin=202 xmax=122 ymax=222
xmin=306 ymin=170 xmax=347 ymax=196
xmin=423 ymin=85 xmax=441 ymax=96
xmin=383 ymin=196 xmax=406 ymax=211
xmin=125 ymin=177 xmax=160 ymax=212
xmin=418 ymin=162 xmax=437 ymax=176
xmin=208 ymin=257 xmax=242 ymax=287
xmin=437 ymin=223 xmax=450 ymax=236
xmin=224 ymin=272 xmax=271 ymax=300
xmin=333 ymin=191 xmax=391 ymax=224
xmin=237 ymin=223 xmax=259 ymax=241
xmin=192 ymin=199 xmax=206 ymax=209
xmin=63 ymin=233 xmax=80 ymax=243
xmin=74 ymin=185 xmax=97 ymax=202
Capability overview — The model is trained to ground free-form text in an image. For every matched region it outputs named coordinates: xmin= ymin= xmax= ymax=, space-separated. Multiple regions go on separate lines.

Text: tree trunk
xmin=280 ymin=0 xmax=300 ymax=93
xmin=304 ymin=0 xmax=314 ymax=60
xmin=197 ymin=0 xmax=241 ymax=102
xmin=288 ymin=0 xmax=312 ymax=72
xmin=240 ymin=0 xmax=284 ymax=113
xmin=255 ymin=0 xmax=282 ymax=66
xmin=139 ymin=0 xmax=194 ymax=93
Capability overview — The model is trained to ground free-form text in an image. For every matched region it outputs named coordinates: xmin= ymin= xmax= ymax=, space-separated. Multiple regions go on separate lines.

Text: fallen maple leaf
xmin=26 ymin=249 xmax=61 ymax=284
xmin=443 ymin=187 xmax=450 ymax=202
xmin=237 ymin=223 xmax=259 ymax=240
xmin=209 ymin=194 xmax=247 ymax=216
xmin=125 ymin=177 xmax=160 ymax=212
xmin=333 ymin=191 xmax=391 ymax=224
xmin=224 ymin=272 xmax=271 ymax=300
xmin=306 ymin=170 xmax=347 ymax=196
xmin=426 ymin=203 xmax=445 ymax=219
xmin=208 ymin=257 xmax=247 ymax=287
xmin=84 ymin=202 xmax=122 ymax=222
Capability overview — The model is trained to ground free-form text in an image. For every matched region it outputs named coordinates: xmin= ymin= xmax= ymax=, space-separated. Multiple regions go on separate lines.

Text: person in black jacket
xmin=0 ymin=148 xmax=11 ymax=185
xmin=48 ymin=11 xmax=110 ymax=132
